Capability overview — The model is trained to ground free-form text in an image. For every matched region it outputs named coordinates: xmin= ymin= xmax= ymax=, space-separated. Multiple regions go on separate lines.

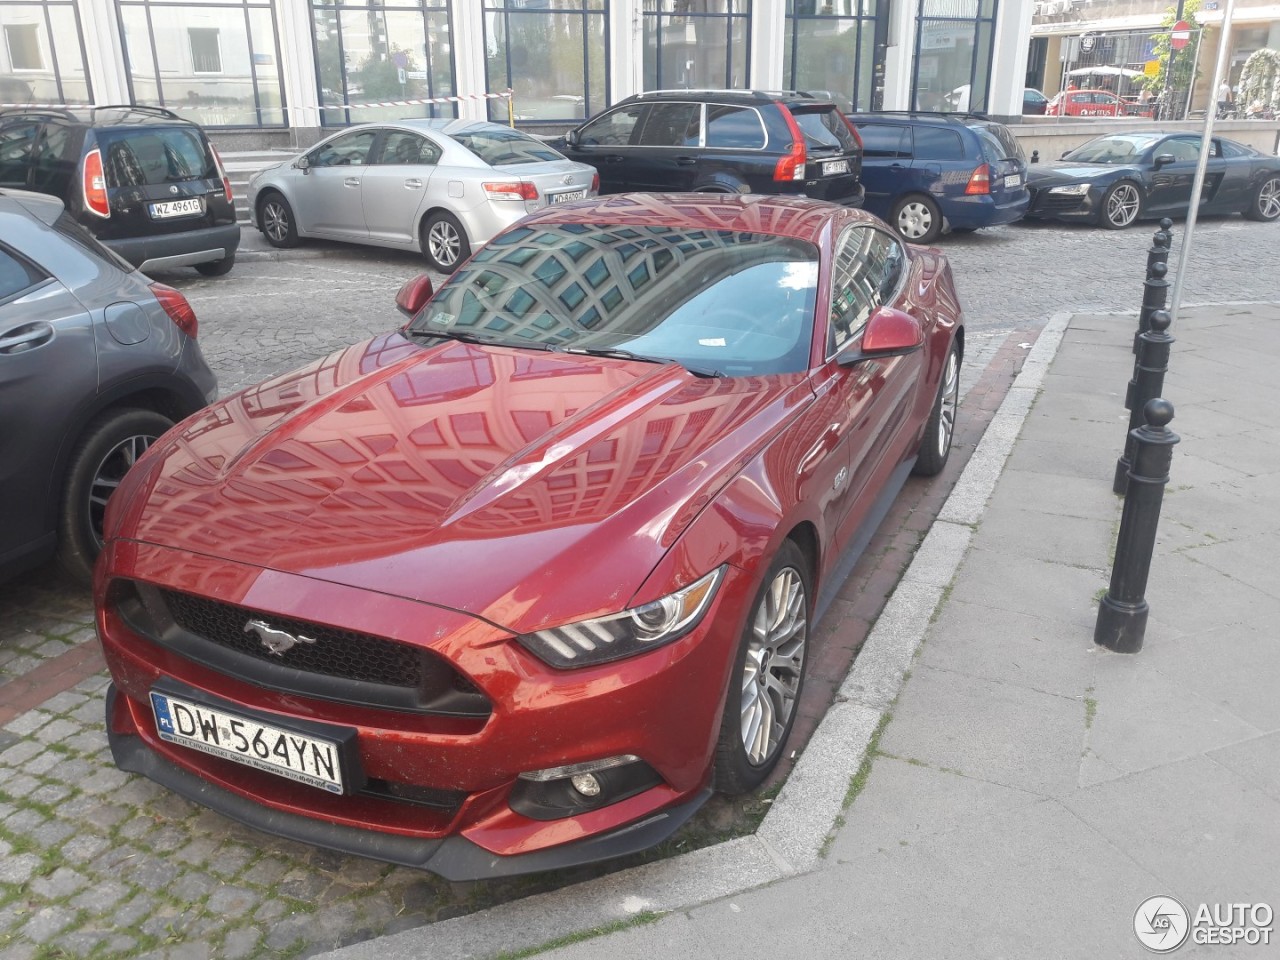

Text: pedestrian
xmin=1217 ymin=78 xmax=1233 ymax=117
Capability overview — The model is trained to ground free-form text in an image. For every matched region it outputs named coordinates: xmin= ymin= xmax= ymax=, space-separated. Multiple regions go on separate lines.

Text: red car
xmin=1046 ymin=89 xmax=1153 ymax=118
xmin=96 ymin=194 xmax=964 ymax=878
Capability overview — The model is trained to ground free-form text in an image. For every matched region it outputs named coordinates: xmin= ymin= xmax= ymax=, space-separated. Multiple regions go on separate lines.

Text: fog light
xmin=571 ymin=773 xmax=601 ymax=797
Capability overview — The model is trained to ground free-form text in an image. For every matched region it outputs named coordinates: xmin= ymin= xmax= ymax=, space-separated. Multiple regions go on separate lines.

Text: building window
xmin=117 ymin=0 xmax=286 ymax=126
xmin=483 ymin=0 xmax=608 ymax=123
xmin=913 ymin=0 xmax=997 ymax=113
xmin=311 ymin=0 xmax=456 ymax=127
xmin=785 ymin=0 xmax=886 ymax=113
xmin=642 ymin=1 xmax=749 ymax=92
xmin=0 ymin=2 xmax=92 ymax=104
xmin=189 ymin=27 xmax=221 ymax=74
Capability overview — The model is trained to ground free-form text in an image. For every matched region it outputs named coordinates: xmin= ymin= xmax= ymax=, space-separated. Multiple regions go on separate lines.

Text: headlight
xmin=1048 ymin=183 xmax=1091 ymax=195
xmin=517 ymin=566 xmax=725 ymax=669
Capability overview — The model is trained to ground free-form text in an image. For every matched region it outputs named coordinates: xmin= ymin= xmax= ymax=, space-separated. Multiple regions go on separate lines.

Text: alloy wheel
xmin=88 ymin=434 xmax=157 ymax=550
xmin=1260 ymin=177 xmax=1280 ymax=220
xmin=739 ymin=566 xmax=808 ymax=766
xmin=263 ymin=201 xmax=289 ymax=243
xmin=897 ymin=202 xmax=934 ymax=240
xmin=1106 ymin=184 xmax=1140 ymax=227
xmin=936 ymin=347 xmax=959 ymax=458
xmin=428 ymin=220 xmax=461 ymax=268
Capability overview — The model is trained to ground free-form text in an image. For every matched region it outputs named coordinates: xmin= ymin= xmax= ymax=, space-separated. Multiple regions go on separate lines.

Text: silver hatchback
xmin=247 ymin=120 xmax=599 ymax=273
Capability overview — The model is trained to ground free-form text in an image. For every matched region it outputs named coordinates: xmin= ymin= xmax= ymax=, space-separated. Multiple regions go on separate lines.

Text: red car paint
xmin=1046 ymin=90 xmax=1154 ymax=118
xmin=96 ymin=194 xmax=963 ymax=876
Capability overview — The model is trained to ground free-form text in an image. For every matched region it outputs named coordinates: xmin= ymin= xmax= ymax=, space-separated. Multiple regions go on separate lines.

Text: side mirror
xmin=295 ymin=155 xmax=311 ymax=173
xmin=395 ymin=273 xmax=435 ymax=318
xmin=858 ymin=306 xmax=925 ymax=358
xmin=564 ymin=128 xmax=580 ymax=147
xmin=1060 ymin=150 xmax=1070 ymax=160
xmin=1153 ymin=153 xmax=1176 ymax=169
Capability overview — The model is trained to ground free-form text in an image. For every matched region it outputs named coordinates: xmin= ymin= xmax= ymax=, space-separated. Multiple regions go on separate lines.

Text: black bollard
xmin=1132 ymin=260 xmax=1170 ymax=356
xmin=1116 ymin=310 xmax=1174 ymax=494
xmin=1096 ymin=399 xmax=1180 ymax=653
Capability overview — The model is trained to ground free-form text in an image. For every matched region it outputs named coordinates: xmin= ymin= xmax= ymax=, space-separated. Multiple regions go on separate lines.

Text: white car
xmin=246 ymin=120 xmax=599 ymax=273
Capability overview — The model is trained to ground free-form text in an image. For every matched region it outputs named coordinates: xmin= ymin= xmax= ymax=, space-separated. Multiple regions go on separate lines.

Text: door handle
xmin=344 ymin=177 xmax=361 ymax=187
xmin=0 ymin=322 xmax=54 ymax=354
xmin=404 ymin=179 xmax=423 ymax=189
xmin=601 ymin=155 xmax=624 ymax=164
xmin=675 ymin=156 xmax=698 ymax=166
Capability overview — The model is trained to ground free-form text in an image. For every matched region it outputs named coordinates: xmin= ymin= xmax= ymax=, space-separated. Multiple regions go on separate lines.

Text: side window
xmin=912 ymin=127 xmax=964 ymax=161
xmin=309 ymin=130 xmax=378 ymax=167
xmin=0 ymin=244 xmax=47 ymax=303
xmin=856 ymin=123 xmax=907 ymax=159
xmin=578 ymin=105 xmax=645 ymax=146
xmin=705 ymin=105 xmax=765 ymax=149
xmin=1218 ymin=139 xmax=1244 ymax=158
xmin=0 ymin=121 xmax=40 ymax=188
xmin=638 ymin=102 xmax=701 ymax=147
xmin=378 ymin=131 xmax=439 ymax=166
xmin=30 ymin=124 xmax=76 ymax=194
xmin=1164 ymin=137 xmax=1201 ymax=162
xmin=828 ymin=226 xmax=903 ymax=355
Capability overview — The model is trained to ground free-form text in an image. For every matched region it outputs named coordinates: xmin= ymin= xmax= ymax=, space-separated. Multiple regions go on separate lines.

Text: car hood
xmin=1028 ymin=162 xmax=1128 ymax=185
xmin=109 ymin=332 xmax=809 ymax=631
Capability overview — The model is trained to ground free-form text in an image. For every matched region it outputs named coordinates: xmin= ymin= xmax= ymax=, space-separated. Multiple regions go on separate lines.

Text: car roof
xmin=517 ymin=193 xmax=879 ymax=244
xmin=0 ymin=188 xmax=66 ymax=225
xmin=624 ymin=89 xmax=839 ymax=108
xmin=852 ymin=110 xmax=1000 ymax=130
xmin=0 ymin=105 xmax=200 ymax=129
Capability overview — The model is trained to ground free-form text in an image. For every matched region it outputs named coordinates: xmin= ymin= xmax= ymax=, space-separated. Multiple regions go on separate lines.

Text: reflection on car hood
xmin=110 ymin=332 xmax=807 ymax=630
xmin=1027 ymin=163 xmax=1127 ymax=185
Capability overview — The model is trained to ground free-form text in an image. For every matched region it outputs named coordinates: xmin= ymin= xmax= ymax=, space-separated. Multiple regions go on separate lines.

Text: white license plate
xmin=823 ymin=159 xmax=850 ymax=176
xmin=1005 ymin=174 xmax=1022 ymax=188
xmin=550 ymin=189 xmax=587 ymax=204
xmin=149 ymin=198 xmax=204 ymax=219
xmin=150 ymin=690 xmax=345 ymax=793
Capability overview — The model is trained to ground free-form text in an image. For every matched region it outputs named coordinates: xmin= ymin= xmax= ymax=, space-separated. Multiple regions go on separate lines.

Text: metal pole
xmin=1168 ymin=0 xmax=1238 ymax=322
xmin=1159 ymin=0 xmax=1186 ymax=120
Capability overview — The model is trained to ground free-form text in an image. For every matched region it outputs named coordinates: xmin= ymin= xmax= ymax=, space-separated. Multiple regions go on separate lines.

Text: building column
xmin=611 ymin=0 xmax=641 ymax=100
xmin=988 ymin=0 xmax=1035 ymax=118
xmin=276 ymin=0 xmax=320 ymax=139
xmin=751 ymin=0 xmax=786 ymax=90
xmin=452 ymin=1 xmax=487 ymax=120
xmin=77 ymin=0 xmax=129 ymax=104
xmin=883 ymin=0 xmax=918 ymax=109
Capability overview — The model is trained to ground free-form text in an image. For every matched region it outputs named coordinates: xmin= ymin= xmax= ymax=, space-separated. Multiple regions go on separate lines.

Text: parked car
xmin=1023 ymin=88 xmax=1050 ymax=115
xmin=1044 ymin=89 xmax=1152 ymax=118
xmin=850 ymin=112 xmax=1030 ymax=243
xmin=0 ymin=189 xmax=216 ymax=585
xmin=0 ymin=106 xmax=238 ymax=276
xmin=552 ymin=89 xmax=865 ymax=208
xmin=247 ymin=119 xmax=598 ymax=273
xmin=1025 ymin=131 xmax=1280 ymax=228
xmin=96 ymin=193 xmax=962 ymax=879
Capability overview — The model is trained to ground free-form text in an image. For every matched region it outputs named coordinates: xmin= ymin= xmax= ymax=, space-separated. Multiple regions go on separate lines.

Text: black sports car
xmin=1025 ymin=131 xmax=1280 ymax=229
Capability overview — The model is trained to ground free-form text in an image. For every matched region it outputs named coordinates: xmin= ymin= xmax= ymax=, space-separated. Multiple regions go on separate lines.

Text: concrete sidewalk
xmin=324 ymin=303 xmax=1280 ymax=960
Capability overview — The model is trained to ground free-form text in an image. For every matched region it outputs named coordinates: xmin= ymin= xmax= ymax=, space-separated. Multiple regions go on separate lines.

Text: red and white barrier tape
xmin=1 ymin=90 xmax=512 ymax=114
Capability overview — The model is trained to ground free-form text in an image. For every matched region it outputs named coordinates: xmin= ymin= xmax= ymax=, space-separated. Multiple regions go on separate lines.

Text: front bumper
xmin=96 ymin=540 xmax=750 ymax=875
xmin=1024 ymin=185 xmax=1101 ymax=222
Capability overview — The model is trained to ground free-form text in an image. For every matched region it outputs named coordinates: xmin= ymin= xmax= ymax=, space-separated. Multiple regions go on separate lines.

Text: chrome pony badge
xmin=244 ymin=619 xmax=317 ymax=656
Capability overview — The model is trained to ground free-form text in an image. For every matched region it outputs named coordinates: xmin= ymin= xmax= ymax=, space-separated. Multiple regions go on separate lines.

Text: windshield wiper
xmin=561 ymin=346 xmax=723 ymax=379
xmin=404 ymin=327 xmax=553 ymax=351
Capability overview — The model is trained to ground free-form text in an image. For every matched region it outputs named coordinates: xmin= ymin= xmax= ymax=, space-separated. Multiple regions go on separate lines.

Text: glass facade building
xmin=0 ymin=0 xmax=92 ymax=104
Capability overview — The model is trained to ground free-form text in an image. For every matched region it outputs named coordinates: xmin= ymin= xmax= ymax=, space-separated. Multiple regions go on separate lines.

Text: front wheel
xmin=714 ymin=541 xmax=811 ymax=794
xmin=1099 ymin=181 xmax=1141 ymax=229
xmin=259 ymin=193 xmax=299 ymax=248
xmin=1243 ymin=175 xmax=1280 ymax=222
xmin=422 ymin=211 xmax=471 ymax=274
xmin=891 ymin=194 xmax=943 ymax=244
xmin=912 ymin=341 xmax=960 ymax=477
xmin=56 ymin=408 xmax=174 ymax=584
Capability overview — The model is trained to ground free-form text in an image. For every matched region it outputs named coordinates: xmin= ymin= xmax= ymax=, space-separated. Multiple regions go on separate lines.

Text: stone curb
xmin=313 ymin=311 xmax=1076 ymax=960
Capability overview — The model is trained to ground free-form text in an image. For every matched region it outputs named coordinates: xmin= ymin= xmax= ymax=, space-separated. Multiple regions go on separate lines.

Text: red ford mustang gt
xmin=96 ymin=194 xmax=964 ymax=879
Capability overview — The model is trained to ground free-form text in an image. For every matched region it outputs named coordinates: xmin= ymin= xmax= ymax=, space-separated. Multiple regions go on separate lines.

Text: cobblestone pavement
xmin=2 ymin=215 xmax=1277 ymax=959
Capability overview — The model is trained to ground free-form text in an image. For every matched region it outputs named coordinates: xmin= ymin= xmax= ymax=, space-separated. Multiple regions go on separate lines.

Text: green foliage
xmin=1140 ymin=0 xmax=1203 ymax=104
xmin=354 ymin=47 xmax=421 ymax=102
xmin=1238 ymin=48 xmax=1280 ymax=112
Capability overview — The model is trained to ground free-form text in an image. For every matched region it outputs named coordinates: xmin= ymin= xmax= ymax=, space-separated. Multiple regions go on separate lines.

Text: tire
xmin=1243 ymin=174 xmax=1280 ymax=222
xmin=194 ymin=254 xmax=235 ymax=277
xmin=1099 ymin=181 xmax=1141 ymax=229
xmin=259 ymin=192 xmax=299 ymax=248
xmin=912 ymin=340 xmax=960 ymax=477
xmin=714 ymin=540 xmax=812 ymax=794
xmin=891 ymin=194 xmax=943 ymax=244
xmin=56 ymin=409 xmax=174 ymax=585
xmin=422 ymin=211 xmax=471 ymax=274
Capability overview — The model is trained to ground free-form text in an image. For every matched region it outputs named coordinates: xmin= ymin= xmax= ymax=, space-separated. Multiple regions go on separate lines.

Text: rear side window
xmin=0 ymin=121 xmax=40 ymax=187
xmin=791 ymin=107 xmax=858 ymax=153
xmin=98 ymin=128 xmax=216 ymax=187
xmin=857 ymin=123 xmax=909 ymax=159
xmin=705 ymin=105 xmax=765 ymax=149
xmin=912 ymin=127 xmax=965 ymax=161
xmin=638 ymin=103 xmax=700 ymax=147
xmin=0 ymin=243 xmax=47 ymax=301
xmin=452 ymin=128 xmax=563 ymax=165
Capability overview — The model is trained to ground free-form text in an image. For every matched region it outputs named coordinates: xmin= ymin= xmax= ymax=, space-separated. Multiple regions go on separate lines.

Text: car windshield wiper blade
xmin=562 ymin=346 xmax=723 ymax=378
xmin=405 ymin=327 xmax=553 ymax=351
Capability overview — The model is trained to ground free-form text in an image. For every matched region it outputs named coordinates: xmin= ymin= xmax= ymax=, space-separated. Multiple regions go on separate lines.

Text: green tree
xmin=1140 ymin=0 xmax=1203 ymax=116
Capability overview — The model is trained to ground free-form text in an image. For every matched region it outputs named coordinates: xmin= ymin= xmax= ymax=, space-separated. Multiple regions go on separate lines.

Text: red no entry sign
xmin=1171 ymin=20 xmax=1191 ymax=50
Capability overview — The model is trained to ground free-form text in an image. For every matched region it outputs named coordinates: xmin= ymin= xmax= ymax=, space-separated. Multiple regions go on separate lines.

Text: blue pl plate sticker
xmin=151 ymin=692 xmax=176 ymax=738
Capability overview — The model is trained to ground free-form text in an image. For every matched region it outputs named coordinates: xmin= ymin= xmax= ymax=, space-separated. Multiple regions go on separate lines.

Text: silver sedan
xmin=246 ymin=120 xmax=598 ymax=273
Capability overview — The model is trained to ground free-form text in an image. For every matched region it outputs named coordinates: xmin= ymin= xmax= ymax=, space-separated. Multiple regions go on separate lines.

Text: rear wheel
xmin=1243 ymin=175 xmax=1280 ymax=222
xmin=891 ymin=194 xmax=943 ymax=244
xmin=912 ymin=341 xmax=960 ymax=477
xmin=194 ymin=254 xmax=234 ymax=277
xmin=1099 ymin=181 xmax=1141 ymax=229
xmin=422 ymin=212 xmax=470 ymax=274
xmin=56 ymin=408 xmax=173 ymax=585
xmin=259 ymin=193 xmax=299 ymax=248
xmin=714 ymin=541 xmax=811 ymax=794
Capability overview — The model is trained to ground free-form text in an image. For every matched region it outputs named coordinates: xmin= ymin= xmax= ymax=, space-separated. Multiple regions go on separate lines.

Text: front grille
xmin=1028 ymin=187 xmax=1087 ymax=215
xmin=162 ymin=589 xmax=422 ymax=688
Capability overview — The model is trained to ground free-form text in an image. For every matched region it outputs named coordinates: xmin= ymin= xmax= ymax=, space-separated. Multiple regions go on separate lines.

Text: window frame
xmin=825 ymin=223 xmax=908 ymax=361
xmin=0 ymin=241 xmax=51 ymax=306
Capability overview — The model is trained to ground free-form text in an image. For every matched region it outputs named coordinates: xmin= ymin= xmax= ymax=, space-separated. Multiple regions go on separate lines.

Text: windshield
xmin=451 ymin=128 xmax=566 ymax=166
xmin=792 ymin=106 xmax=858 ymax=154
xmin=98 ymin=128 xmax=216 ymax=186
xmin=1063 ymin=134 xmax=1159 ymax=164
xmin=408 ymin=223 xmax=819 ymax=377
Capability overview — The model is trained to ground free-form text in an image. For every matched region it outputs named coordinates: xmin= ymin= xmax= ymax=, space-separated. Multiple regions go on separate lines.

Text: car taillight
xmin=149 ymin=282 xmax=198 ymax=339
xmin=965 ymin=163 xmax=992 ymax=195
xmin=211 ymin=144 xmax=233 ymax=202
xmin=82 ymin=148 xmax=110 ymax=218
xmin=591 ymin=172 xmax=599 ymax=193
xmin=484 ymin=181 xmax=538 ymax=201
xmin=775 ymin=106 xmax=808 ymax=182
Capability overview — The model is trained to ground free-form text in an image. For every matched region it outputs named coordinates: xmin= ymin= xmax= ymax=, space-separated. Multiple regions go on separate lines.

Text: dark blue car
xmin=850 ymin=113 xmax=1030 ymax=244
